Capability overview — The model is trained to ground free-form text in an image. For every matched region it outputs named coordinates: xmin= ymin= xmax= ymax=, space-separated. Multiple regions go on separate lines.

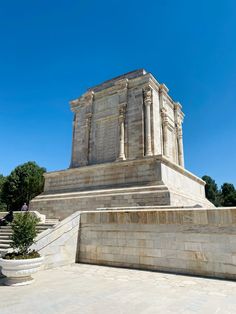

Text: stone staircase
xmin=0 ymin=218 xmax=59 ymax=256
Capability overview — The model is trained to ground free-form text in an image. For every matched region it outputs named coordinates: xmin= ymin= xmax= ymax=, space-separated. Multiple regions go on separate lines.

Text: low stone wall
xmin=78 ymin=208 xmax=236 ymax=280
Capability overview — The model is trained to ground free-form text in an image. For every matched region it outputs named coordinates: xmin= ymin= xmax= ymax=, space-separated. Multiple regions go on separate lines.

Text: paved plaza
xmin=0 ymin=264 xmax=236 ymax=314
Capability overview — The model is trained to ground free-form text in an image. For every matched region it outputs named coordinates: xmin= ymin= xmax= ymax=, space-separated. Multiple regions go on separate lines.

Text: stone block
xmin=78 ymin=208 xmax=236 ymax=280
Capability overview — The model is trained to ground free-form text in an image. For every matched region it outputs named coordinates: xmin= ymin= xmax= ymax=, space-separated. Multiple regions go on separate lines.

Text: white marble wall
xmin=78 ymin=208 xmax=236 ymax=280
xmin=70 ymin=69 xmax=185 ymax=168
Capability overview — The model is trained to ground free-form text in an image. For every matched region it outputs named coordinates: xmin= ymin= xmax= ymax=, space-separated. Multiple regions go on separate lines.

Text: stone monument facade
xmin=70 ymin=69 xmax=184 ymax=168
xmin=30 ymin=70 xmax=213 ymax=219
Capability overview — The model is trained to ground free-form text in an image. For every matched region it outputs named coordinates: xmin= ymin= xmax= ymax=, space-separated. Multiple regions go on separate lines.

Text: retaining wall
xmin=78 ymin=208 xmax=236 ymax=279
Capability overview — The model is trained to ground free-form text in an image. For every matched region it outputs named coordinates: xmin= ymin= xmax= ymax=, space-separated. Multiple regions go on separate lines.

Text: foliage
xmin=9 ymin=212 xmax=40 ymax=256
xmin=0 ymin=174 xmax=7 ymax=211
xmin=221 ymin=183 xmax=236 ymax=207
xmin=4 ymin=250 xmax=40 ymax=260
xmin=202 ymin=175 xmax=236 ymax=207
xmin=1 ymin=161 xmax=46 ymax=211
xmin=202 ymin=175 xmax=221 ymax=206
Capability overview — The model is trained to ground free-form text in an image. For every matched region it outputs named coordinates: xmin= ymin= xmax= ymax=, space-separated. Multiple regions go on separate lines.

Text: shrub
xmin=8 ymin=212 xmax=40 ymax=257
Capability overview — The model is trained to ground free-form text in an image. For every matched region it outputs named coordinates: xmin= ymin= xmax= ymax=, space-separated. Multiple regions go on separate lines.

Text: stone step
xmin=0 ymin=243 xmax=11 ymax=249
xmin=0 ymin=232 xmax=12 ymax=236
xmin=0 ymin=248 xmax=9 ymax=254
xmin=37 ymin=224 xmax=55 ymax=227
xmin=34 ymin=185 xmax=169 ymax=201
xmin=0 ymin=226 xmax=54 ymax=231
xmin=0 ymin=218 xmax=58 ymax=257
xmin=0 ymin=239 xmax=11 ymax=245
xmin=36 ymin=228 xmax=53 ymax=232
xmin=0 ymin=227 xmax=53 ymax=235
xmin=0 ymin=235 xmax=11 ymax=239
xmin=45 ymin=219 xmax=60 ymax=223
xmin=0 ymin=228 xmax=49 ymax=233
xmin=0 ymin=224 xmax=54 ymax=227
xmin=0 ymin=226 xmax=12 ymax=230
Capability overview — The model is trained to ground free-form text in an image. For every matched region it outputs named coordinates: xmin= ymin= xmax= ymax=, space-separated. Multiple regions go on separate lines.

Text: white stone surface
xmin=78 ymin=207 xmax=236 ymax=280
xmin=70 ymin=69 xmax=184 ymax=167
xmin=30 ymin=69 xmax=211 ymax=218
xmin=31 ymin=211 xmax=80 ymax=269
xmin=0 ymin=264 xmax=236 ymax=314
xmin=30 ymin=157 xmax=213 ymax=219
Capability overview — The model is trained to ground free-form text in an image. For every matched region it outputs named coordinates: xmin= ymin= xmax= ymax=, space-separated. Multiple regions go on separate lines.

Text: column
xmin=159 ymin=84 xmax=169 ymax=158
xmin=144 ymin=87 xmax=153 ymax=156
xmin=177 ymin=125 xmax=184 ymax=167
xmin=117 ymin=104 xmax=126 ymax=160
xmin=161 ymin=108 xmax=168 ymax=157
xmin=174 ymin=102 xmax=185 ymax=167
xmin=69 ymin=113 xmax=77 ymax=168
xmin=85 ymin=113 xmax=92 ymax=165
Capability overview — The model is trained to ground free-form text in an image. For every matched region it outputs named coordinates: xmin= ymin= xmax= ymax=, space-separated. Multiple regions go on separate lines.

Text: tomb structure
xmin=30 ymin=69 xmax=213 ymax=219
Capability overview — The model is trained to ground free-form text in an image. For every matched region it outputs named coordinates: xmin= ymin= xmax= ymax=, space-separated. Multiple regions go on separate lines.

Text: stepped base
xmin=30 ymin=157 xmax=214 ymax=220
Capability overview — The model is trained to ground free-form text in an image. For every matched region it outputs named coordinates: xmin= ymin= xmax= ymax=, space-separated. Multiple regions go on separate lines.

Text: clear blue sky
xmin=0 ymin=0 xmax=235 ymax=187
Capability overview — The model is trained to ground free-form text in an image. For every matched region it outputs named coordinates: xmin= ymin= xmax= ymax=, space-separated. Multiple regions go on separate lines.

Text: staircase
xmin=0 ymin=218 xmax=59 ymax=256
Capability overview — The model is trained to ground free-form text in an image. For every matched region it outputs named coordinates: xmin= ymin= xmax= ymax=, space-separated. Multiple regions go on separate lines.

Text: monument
xmin=30 ymin=69 xmax=213 ymax=218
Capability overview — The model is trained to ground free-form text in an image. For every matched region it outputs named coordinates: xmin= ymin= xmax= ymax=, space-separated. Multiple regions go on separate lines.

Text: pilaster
xmin=174 ymin=102 xmax=184 ymax=167
xmin=161 ymin=108 xmax=169 ymax=157
xmin=117 ymin=104 xmax=127 ymax=161
xmin=143 ymin=87 xmax=153 ymax=157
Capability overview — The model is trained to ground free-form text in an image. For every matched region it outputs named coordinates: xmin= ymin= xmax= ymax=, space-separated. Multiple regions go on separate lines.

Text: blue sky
xmin=0 ymin=0 xmax=235 ymax=187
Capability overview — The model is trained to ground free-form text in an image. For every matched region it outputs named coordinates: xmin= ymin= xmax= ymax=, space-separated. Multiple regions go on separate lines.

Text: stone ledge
xmin=79 ymin=207 xmax=236 ymax=225
xmin=35 ymin=185 xmax=168 ymax=199
xmin=44 ymin=156 xmax=205 ymax=186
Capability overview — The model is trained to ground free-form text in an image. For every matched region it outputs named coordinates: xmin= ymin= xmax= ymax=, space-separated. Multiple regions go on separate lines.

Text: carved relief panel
xmin=89 ymin=94 xmax=119 ymax=164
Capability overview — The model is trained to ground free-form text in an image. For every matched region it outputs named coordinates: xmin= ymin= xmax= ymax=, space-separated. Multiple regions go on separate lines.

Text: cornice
xmin=69 ymin=71 xmax=184 ymax=118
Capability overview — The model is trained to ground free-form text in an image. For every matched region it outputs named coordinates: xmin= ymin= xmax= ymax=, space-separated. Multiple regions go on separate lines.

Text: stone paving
xmin=0 ymin=264 xmax=236 ymax=314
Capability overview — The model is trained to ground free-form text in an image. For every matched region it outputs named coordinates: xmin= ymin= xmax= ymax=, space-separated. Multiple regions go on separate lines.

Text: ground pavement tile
xmin=0 ymin=264 xmax=236 ymax=314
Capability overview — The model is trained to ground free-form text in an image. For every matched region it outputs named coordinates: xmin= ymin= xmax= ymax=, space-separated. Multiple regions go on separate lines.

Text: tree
xmin=10 ymin=212 xmax=40 ymax=256
xmin=1 ymin=162 xmax=46 ymax=211
xmin=220 ymin=183 xmax=236 ymax=207
xmin=202 ymin=175 xmax=221 ymax=206
xmin=0 ymin=174 xmax=7 ymax=211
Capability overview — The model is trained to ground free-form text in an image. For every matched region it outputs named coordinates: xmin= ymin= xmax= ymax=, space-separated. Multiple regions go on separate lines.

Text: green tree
xmin=10 ymin=212 xmax=39 ymax=256
xmin=220 ymin=183 xmax=236 ymax=207
xmin=0 ymin=174 xmax=7 ymax=211
xmin=202 ymin=175 xmax=221 ymax=206
xmin=1 ymin=162 xmax=46 ymax=211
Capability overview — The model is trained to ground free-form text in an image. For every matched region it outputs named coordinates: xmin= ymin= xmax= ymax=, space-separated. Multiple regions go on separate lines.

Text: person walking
xmin=21 ymin=203 xmax=28 ymax=211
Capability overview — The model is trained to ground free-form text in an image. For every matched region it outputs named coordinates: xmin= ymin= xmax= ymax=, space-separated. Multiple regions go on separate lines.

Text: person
xmin=21 ymin=203 xmax=28 ymax=211
xmin=0 ymin=210 xmax=14 ymax=226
